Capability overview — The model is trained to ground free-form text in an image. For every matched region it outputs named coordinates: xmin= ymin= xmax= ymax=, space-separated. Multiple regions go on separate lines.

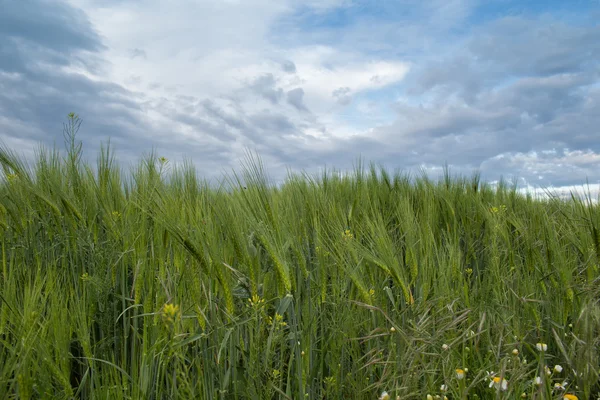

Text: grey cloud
xmin=0 ymin=0 xmax=105 ymax=55
xmin=286 ymin=88 xmax=308 ymax=111
xmin=249 ymin=73 xmax=284 ymax=104
xmin=129 ymin=48 xmax=147 ymax=59
xmin=364 ymin=13 xmax=600 ymax=187
xmin=468 ymin=17 xmax=600 ymax=77
xmin=248 ymin=111 xmax=296 ymax=134
xmin=0 ymin=0 xmax=236 ymax=178
xmin=202 ymin=99 xmax=248 ymax=132
xmin=332 ymin=86 xmax=352 ymax=105
xmin=408 ymin=16 xmax=600 ymax=99
xmin=281 ymin=60 xmax=297 ymax=73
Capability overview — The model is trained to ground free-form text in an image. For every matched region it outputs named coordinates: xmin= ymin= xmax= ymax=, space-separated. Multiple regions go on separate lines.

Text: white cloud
xmin=61 ymin=0 xmax=409 ymax=147
xmin=2 ymin=0 xmax=599 ymax=193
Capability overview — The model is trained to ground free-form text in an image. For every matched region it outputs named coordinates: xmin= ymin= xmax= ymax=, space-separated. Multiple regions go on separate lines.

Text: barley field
xmin=0 ymin=114 xmax=598 ymax=399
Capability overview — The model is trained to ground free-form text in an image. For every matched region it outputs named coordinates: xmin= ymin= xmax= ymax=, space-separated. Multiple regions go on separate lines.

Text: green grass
xmin=0 ymin=113 xmax=599 ymax=399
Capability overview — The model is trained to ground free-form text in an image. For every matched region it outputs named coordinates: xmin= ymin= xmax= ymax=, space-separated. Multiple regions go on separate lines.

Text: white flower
xmin=554 ymin=381 xmax=568 ymax=391
xmin=536 ymin=342 xmax=548 ymax=352
xmin=489 ymin=377 xmax=508 ymax=391
xmin=456 ymin=369 xmax=465 ymax=380
xmin=442 ymin=344 xmax=449 ymax=351
xmin=534 ymin=376 xmax=543 ymax=386
xmin=512 ymin=348 xmax=519 ymax=356
xmin=427 ymin=395 xmax=433 ymax=400
xmin=379 ymin=391 xmax=390 ymax=400
xmin=554 ymin=364 xmax=563 ymax=373
xmin=440 ymin=384 xmax=448 ymax=392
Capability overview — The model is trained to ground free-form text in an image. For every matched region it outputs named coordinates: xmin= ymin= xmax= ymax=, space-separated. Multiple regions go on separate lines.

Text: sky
xmin=1 ymin=0 xmax=599 ymax=197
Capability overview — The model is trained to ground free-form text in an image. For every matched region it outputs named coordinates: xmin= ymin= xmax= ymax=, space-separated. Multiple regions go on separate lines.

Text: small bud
xmin=536 ymin=342 xmax=548 ymax=352
xmin=554 ymin=365 xmax=563 ymax=373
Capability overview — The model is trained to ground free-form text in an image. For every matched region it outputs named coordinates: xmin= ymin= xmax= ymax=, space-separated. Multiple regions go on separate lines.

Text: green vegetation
xmin=0 ymin=113 xmax=599 ymax=399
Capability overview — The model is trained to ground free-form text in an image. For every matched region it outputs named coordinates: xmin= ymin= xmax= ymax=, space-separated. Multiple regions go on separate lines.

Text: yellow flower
xmin=161 ymin=303 xmax=180 ymax=324
xmin=6 ymin=173 xmax=18 ymax=182
xmin=273 ymin=313 xmax=287 ymax=327
xmin=563 ymin=395 xmax=578 ymax=400
xmin=248 ymin=294 xmax=265 ymax=308
xmin=456 ymin=369 xmax=465 ymax=380
xmin=342 ymin=229 xmax=354 ymax=240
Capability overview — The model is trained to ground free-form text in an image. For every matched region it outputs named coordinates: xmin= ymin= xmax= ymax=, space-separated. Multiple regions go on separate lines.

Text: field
xmin=0 ymin=114 xmax=599 ymax=399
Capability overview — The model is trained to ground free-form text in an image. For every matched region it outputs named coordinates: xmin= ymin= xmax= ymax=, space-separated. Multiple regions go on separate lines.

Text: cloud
xmin=366 ymin=13 xmax=600 ymax=187
xmin=0 ymin=1 xmax=142 ymax=151
xmin=482 ymin=149 xmax=600 ymax=190
xmin=281 ymin=60 xmax=297 ymax=73
xmin=1 ymin=0 xmax=599 ymax=192
xmin=248 ymin=74 xmax=284 ymax=104
xmin=128 ymin=48 xmax=146 ymax=59
xmin=286 ymin=88 xmax=308 ymax=111
xmin=332 ymin=87 xmax=352 ymax=105
xmin=0 ymin=0 xmax=105 ymax=55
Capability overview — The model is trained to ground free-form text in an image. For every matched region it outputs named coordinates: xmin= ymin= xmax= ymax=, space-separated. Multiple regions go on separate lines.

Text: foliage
xmin=0 ymin=114 xmax=598 ymax=399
